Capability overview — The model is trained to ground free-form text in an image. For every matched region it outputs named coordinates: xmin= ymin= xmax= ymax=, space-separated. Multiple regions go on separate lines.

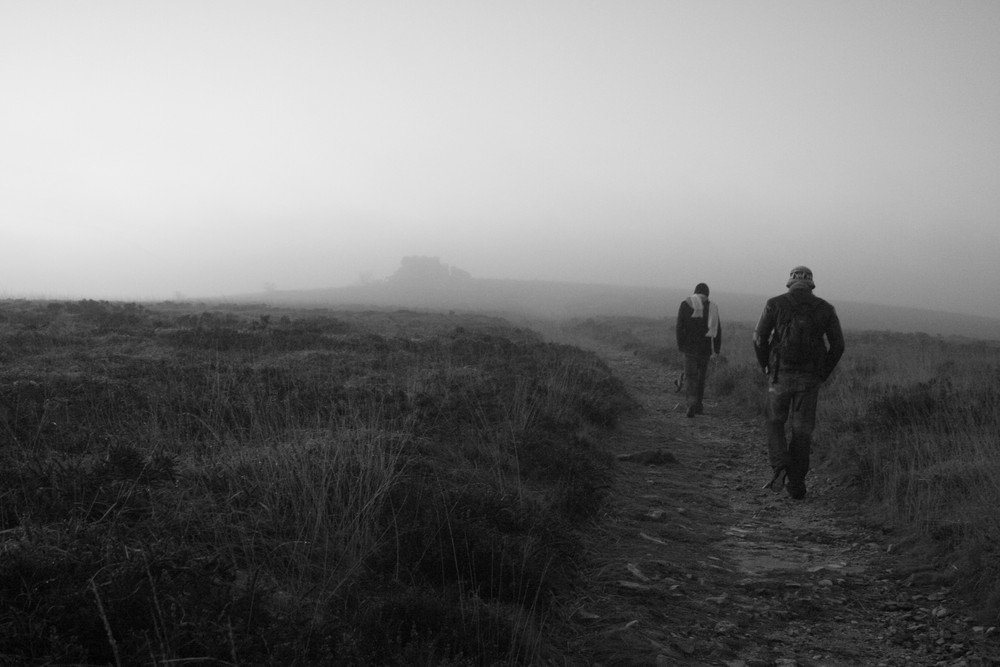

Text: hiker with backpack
xmin=676 ymin=282 xmax=722 ymax=418
xmin=753 ymin=266 xmax=844 ymax=500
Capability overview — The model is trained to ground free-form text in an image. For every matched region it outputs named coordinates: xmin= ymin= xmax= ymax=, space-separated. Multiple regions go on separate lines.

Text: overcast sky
xmin=3 ymin=1 xmax=999 ymax=317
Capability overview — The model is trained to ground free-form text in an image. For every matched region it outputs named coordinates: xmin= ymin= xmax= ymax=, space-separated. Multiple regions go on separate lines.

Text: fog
xmin=3 ymin=1 xmax=999 ymax=318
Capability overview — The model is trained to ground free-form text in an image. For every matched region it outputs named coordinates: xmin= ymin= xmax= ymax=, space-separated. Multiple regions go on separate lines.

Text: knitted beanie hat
xmin=694 ymin=283 xmax=710 ymax=296
xmin=786 ymin=266 xmax=815 ymax=290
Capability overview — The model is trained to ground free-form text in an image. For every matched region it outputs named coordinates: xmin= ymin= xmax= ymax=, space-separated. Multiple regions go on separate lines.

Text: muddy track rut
xmin=549 ymin=341 xmax=1000 ymax=667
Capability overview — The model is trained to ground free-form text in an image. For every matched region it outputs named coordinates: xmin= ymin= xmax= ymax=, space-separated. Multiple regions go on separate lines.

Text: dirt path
xmin=550 ymin=341 xmax=1000 ymax=667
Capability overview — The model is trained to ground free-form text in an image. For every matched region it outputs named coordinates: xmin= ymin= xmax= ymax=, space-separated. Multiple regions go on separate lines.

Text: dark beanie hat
xmin=694 ymin=283 xmax=709 ymax=296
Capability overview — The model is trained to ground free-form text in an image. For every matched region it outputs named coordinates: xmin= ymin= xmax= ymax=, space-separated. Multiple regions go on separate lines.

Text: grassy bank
xmin=567 ymin=315 xmax=1000 ymax=625
xmin=0 ymin=300 xmax=635 ymax=666
xmin=821 ymin=331 xmax=1000 ymax=614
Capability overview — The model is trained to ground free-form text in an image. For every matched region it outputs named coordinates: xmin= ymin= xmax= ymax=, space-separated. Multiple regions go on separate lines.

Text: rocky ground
xmin=549 ymin=341 xmax=1000 ymax=667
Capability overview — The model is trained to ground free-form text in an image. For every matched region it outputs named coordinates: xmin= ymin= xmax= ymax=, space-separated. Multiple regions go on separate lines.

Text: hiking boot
xmin=787 ymin=482 xmax=807 ymax=500
xmin=763 ymin=466 xmax=786 ymax=492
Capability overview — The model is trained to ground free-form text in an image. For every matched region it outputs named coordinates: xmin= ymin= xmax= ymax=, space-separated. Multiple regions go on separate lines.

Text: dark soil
xmin=548 ymin=341 xmax=1000 ymax=667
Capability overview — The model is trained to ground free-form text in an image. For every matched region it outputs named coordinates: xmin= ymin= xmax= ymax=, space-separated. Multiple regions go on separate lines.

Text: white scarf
xmin=688 ymin=295 xmax=719 ymax=338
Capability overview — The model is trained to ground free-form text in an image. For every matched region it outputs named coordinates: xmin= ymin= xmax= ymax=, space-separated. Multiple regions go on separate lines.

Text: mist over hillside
xmin=235 ymin=257 xmax=1000 ymax=341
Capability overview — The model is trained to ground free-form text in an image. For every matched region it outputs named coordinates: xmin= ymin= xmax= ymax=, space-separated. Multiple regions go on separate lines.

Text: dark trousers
xmin=765 ymin=372 xmax=820 ymax=491
xmin=684 ymin=354 xmax=710 ymax=411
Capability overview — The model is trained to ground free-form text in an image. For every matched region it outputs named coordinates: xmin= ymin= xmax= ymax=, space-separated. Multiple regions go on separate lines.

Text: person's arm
xmin=714 ymin=317 xmax=722 ymax=356
xmin=753 ymin=302 xmax=775 ymax=371
xmin=820 ymin=307 xmax=845 ymax=380
xmin=676 ymin=301 xmax=689 ymax=350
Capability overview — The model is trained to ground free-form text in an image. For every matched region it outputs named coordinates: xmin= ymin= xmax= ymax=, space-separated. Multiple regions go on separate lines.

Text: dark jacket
xmin=753 ymin=289 xmax=844 ymax=381
xmin=676 ymin=296 xmax=722 ymax=358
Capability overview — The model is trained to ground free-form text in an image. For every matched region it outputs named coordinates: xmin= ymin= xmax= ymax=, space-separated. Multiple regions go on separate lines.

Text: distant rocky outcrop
xmin=389 ymin=256 xmax=472 ymax=285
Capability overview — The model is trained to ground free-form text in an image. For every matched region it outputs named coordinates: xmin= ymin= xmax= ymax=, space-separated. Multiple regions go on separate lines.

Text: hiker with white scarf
xmin=676 ymin=282 xmax=723 ymax=418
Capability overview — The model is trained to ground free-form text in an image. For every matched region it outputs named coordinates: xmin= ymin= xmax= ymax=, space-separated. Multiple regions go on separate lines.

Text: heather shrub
xmin=0 ymin=300 xmax=632 ymax=665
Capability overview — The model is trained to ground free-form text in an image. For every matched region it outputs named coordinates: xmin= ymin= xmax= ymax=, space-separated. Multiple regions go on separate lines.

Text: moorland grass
xmin=0 ymin=300 xmax=634 ymax=665
xmin=567 ymin=316 xmax=1000 ymax=625
xmin=820 ymin=332 xmax=1000 ymax=618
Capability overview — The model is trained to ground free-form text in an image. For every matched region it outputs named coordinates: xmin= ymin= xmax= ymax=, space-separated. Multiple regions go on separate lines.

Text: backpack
xmin=774 ymin=296 xmax=820 ymax=367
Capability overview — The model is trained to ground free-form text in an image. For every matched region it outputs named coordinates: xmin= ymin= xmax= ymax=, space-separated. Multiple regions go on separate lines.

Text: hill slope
xmin=235 ymin=278 xmax=1000 ymax=341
